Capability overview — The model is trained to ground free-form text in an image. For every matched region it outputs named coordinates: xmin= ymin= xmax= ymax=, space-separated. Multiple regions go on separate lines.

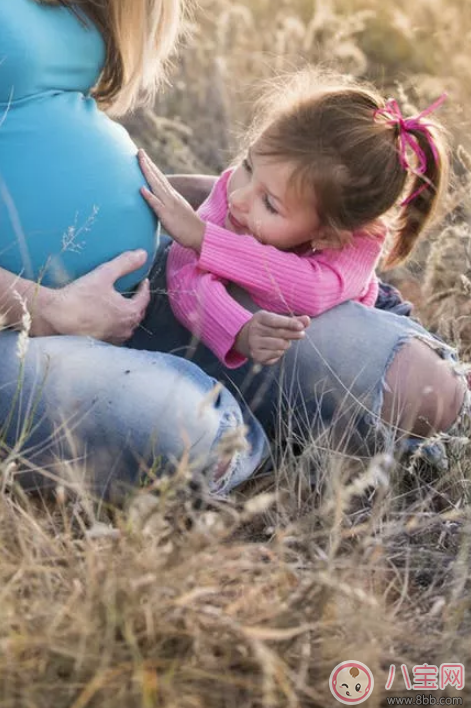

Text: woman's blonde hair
xmin=37 ymin=0 xmax=184 ymax=115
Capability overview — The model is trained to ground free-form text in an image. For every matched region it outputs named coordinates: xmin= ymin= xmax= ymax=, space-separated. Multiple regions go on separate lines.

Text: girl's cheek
xmin=254 ymin=217 xmax=267 ymax=243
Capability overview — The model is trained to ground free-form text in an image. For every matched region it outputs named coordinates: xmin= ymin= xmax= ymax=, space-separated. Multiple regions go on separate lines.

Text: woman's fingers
xmin=99 ymin=249 xmax=149 ymax=285
xmin=131 ymin=277 xmax=151 ymax=315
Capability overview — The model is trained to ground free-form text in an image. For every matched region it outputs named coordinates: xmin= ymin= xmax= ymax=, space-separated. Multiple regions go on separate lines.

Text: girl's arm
xmin=168 ymin=244 xmax=309 ymax=367
xmin=198 ymin=224 xmax=383 ymax=315
xmin=167 ymin=243 xmax=252 ymax=368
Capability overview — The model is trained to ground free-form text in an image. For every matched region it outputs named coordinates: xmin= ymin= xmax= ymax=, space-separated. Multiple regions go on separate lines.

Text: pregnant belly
xmin=0 ymin=92 xmax=158 ymax=292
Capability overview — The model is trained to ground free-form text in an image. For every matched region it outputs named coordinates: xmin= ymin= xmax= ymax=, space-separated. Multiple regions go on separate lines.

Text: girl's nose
xmin=230 ymin=187 xmax=250 ymax=213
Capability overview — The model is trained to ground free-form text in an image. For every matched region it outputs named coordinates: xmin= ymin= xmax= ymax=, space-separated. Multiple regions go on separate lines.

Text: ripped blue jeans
xmin=0 ymin=331 xmax=269 ymax=500
xmin=128 ymin=237 xmax=468 ymax=470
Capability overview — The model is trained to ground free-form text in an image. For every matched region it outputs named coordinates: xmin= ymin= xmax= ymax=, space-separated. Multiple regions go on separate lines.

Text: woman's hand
xmin=36 ymin=250 xmax=151 ymax=344
xmin=235 ymin=311 xmax=310 ymax=365
xmin=138 ymin=150 xmax=206 ymax=252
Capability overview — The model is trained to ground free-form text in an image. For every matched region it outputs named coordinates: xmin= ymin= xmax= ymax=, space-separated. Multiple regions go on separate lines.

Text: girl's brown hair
xmin=248 ymin=70 xmax=449 ymax=268
xmin=36 ymin=0 xmax=184 ymax=116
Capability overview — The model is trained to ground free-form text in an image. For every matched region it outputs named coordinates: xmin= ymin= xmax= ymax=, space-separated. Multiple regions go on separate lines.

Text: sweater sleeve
xmin=198 ymin=223 xmax=384 ymax=315
xmin=167 ymin=243 xmax=252 ymax=368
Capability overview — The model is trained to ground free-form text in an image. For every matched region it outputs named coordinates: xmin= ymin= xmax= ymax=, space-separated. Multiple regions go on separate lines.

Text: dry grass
xmin=4 ymin=0 xmax=471 ymax=705
xmin=2 ymin=446 xmax=471 ymax=707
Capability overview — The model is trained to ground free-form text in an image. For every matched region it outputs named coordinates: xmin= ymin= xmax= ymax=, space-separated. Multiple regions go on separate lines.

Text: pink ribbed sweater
xmin=167 ymin=169 xmax=384 ymax=368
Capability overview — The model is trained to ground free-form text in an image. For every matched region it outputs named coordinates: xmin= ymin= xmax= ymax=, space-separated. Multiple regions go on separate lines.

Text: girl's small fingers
xmin=259 ymin=326 xmax=305 ymax=341
xmin=254 ymin=337 xmax=291 ymax=352
xmin=264 ymin=356 xmax=282 ymax=366
xmin=141 ymin=186 xmax=163 ymax=208
xmin=297 ymin=315 xmax=311 ymax=328
xmin=140 ymin=155 xmax=165 ymax=187
xmin=259 ymin=311 xmax=306 ymax=330
xmin=147 ymin=160 xmax=168 ymax=188
xmin=260 ymin=312 xmax=305 ymax=332
xmin=256 ymin=350 xmax=285 ymax=365
xmin=139 ymin=153 xmax=155 ymax=177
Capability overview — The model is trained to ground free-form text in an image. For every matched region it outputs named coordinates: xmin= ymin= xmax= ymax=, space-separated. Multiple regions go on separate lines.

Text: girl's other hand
xmin=39 ymin=250 xmax=151 ymax=344
xmin=235 ymin=311 xmax=310 ymax=365
xmin=138 ymin=150 xmax=206 ymax=252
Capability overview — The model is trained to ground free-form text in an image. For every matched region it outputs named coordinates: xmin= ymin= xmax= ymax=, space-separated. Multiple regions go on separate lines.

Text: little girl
xmin=139 ymin=70 xmax=448 ymax=368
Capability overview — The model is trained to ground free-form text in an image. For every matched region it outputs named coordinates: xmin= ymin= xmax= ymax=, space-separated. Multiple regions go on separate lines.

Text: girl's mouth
xmin=228 ymin=211 xmax=246 ymax=231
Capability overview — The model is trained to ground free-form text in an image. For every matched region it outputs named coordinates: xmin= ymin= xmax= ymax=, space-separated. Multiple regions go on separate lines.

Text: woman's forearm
xmin=167 ymin=174 xmax=217 ymax=210
xmin=0 ymin=267 xmax=57 ymax=336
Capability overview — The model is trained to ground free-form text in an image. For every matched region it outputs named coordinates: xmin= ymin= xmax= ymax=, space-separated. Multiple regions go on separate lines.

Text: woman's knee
xmin=381 ymin=339 xmax=466 ymax=437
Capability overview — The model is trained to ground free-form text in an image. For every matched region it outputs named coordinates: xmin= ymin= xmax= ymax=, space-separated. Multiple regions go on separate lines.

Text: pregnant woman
xmin=0 ymin=0 xmax=269 ymax=500
xmin=0 ymin=0 xmax=467 ymax=501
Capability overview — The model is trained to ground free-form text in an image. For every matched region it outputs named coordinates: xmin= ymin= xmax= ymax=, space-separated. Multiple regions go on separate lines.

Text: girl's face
xmin=225 ymin=148 xmax=323 ymax=251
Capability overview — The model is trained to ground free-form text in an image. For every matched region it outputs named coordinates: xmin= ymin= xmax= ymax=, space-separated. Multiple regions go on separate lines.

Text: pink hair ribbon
xmin=373 ymin=93 xmax=447 ymax=205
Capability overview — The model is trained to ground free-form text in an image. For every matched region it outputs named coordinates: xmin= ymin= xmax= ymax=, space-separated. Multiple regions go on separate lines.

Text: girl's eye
xmin=355 ymin=684 xmax=361 ymax=692
xmin=263 ymin=194 xmax=278 ymax=214
xmin=242 ymin=158 xmax=252 ymax=173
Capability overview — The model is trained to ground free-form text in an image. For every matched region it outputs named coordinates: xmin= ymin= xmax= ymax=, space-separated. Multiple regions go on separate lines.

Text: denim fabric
xmin=128 ymin=237 xmax=462 ymax=460
xmin=376 ymin=281 xmax=413 ymax=317
xmin=0 ymin=330 xmax=269 ymax=499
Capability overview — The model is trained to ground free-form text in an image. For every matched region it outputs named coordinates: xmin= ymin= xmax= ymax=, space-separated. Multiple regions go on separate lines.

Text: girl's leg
xmin=382 ymin=338 xmax=466 ymax=437
xmin=0 ymin=331 xmax=268 ymax=500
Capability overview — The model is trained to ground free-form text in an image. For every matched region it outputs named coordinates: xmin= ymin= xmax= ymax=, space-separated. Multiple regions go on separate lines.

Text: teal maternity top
xmin=0 ymin=0 xmax=158 ymax=291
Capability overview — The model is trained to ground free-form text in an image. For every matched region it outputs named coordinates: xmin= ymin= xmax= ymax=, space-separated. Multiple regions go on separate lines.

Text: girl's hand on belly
xmin=138 ymin=150 xmax=206 ymax=252
xmin=40 ymin=250 xmax=151 ymax=344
